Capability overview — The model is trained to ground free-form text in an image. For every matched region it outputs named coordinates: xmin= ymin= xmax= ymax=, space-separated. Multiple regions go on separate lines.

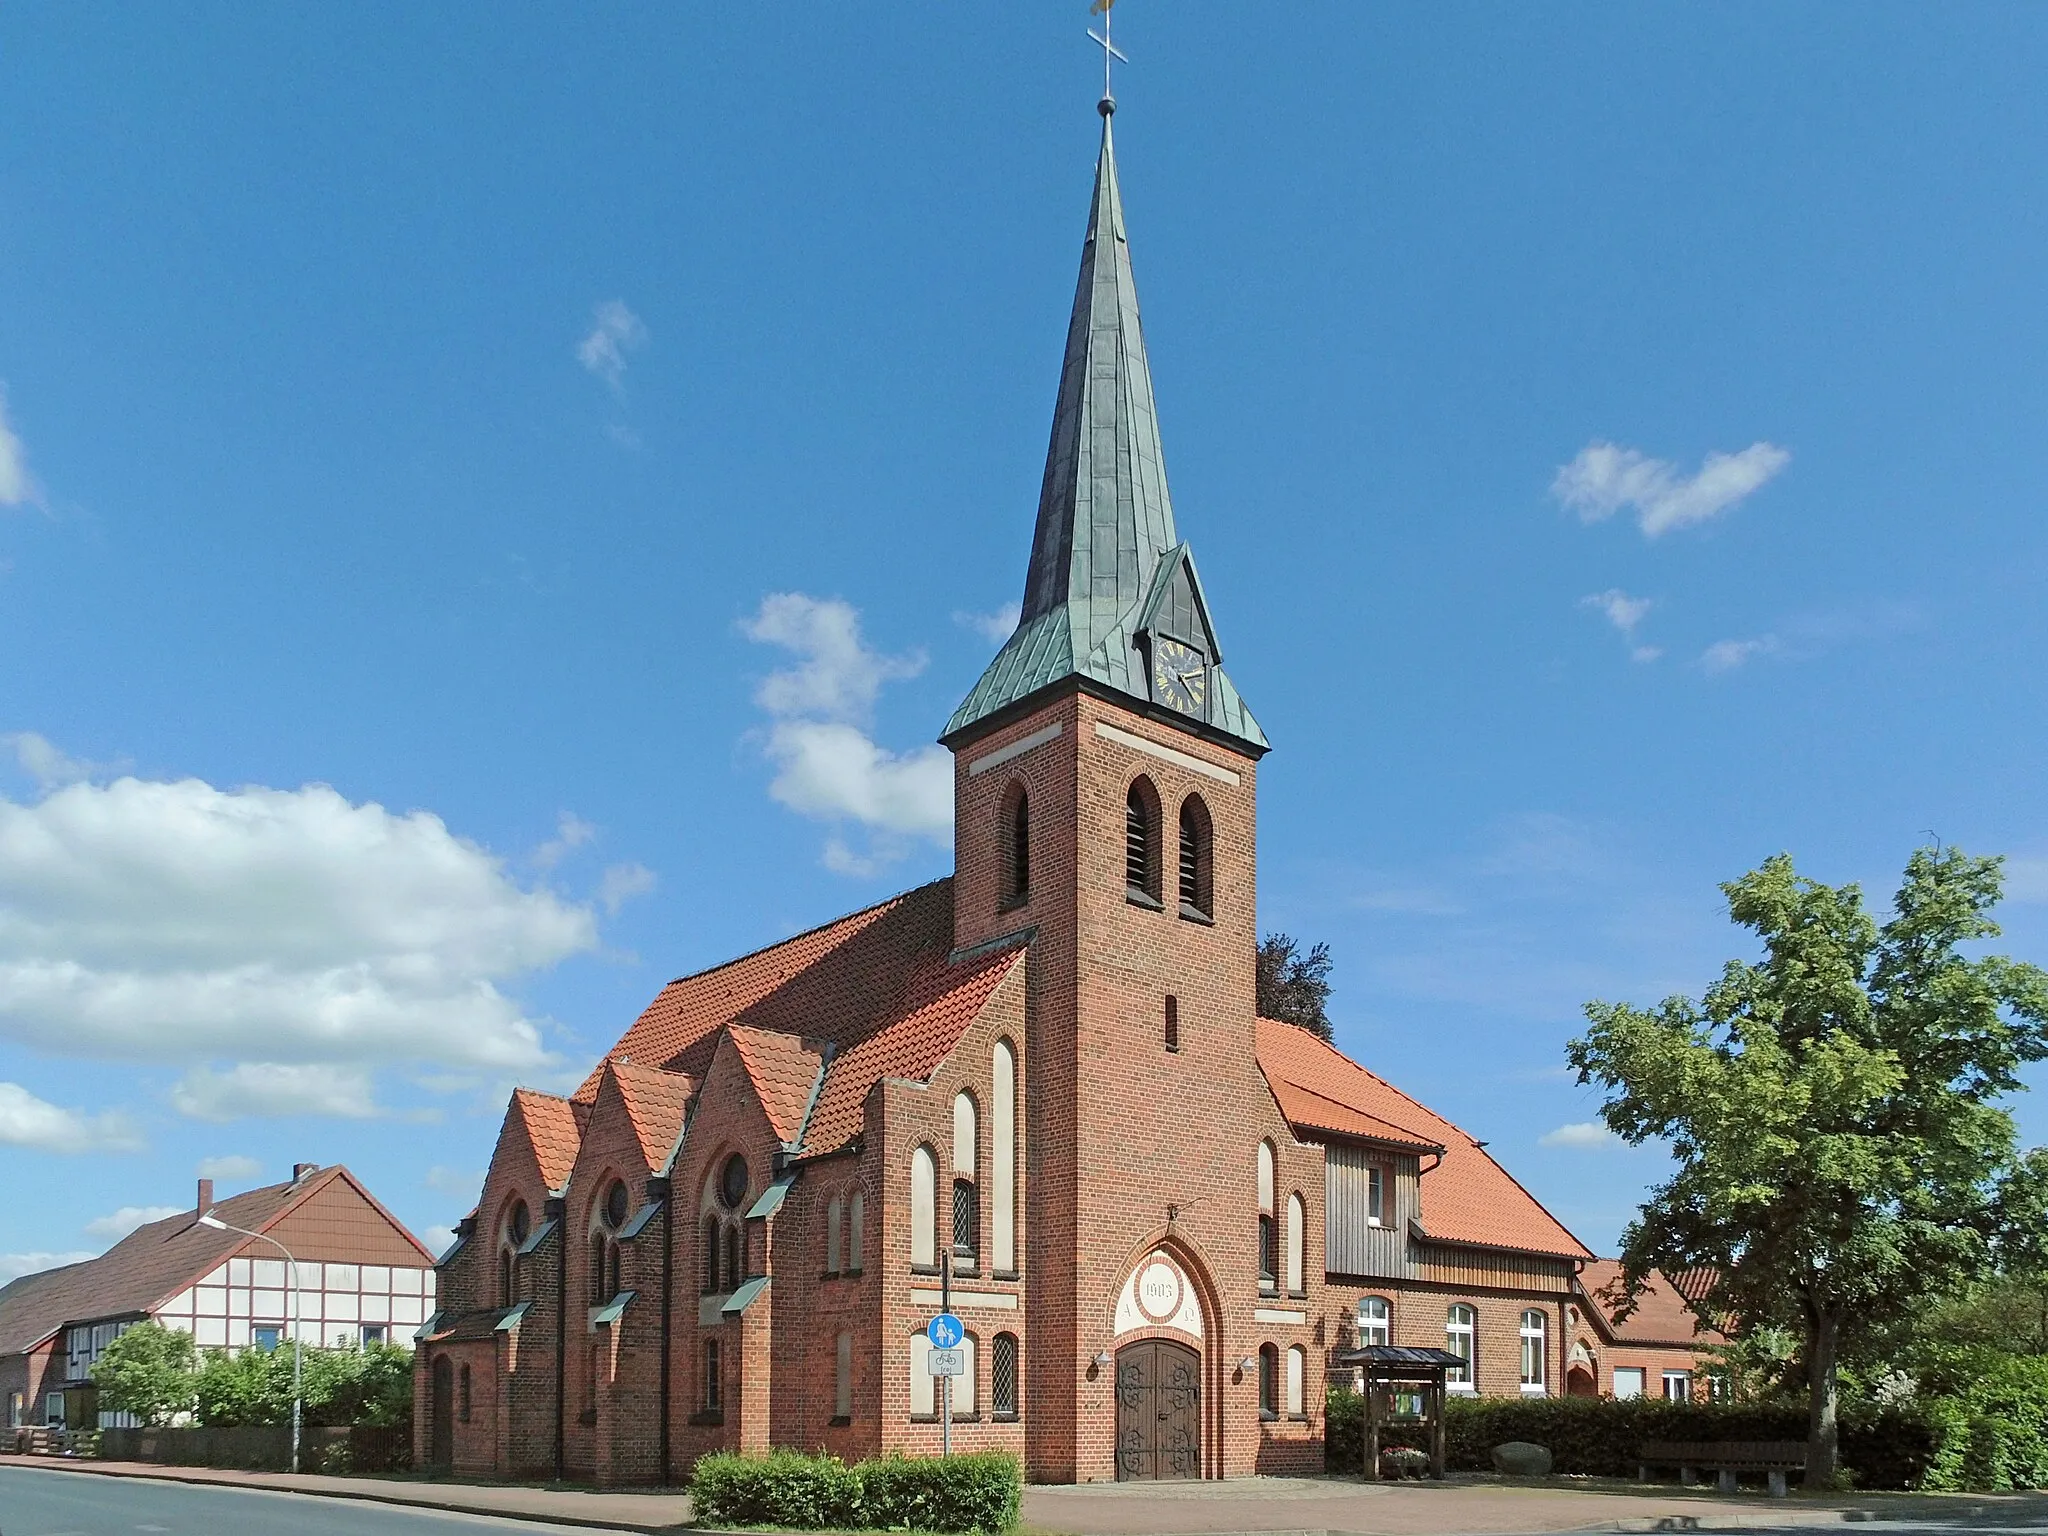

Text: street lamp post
xmin=198 ymin=1211 xmax=303 ymax=1474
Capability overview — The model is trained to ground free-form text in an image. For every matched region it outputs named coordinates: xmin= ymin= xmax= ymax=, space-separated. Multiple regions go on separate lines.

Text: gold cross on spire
xmin=1088 ymin=0 xmax=1128 ymax=113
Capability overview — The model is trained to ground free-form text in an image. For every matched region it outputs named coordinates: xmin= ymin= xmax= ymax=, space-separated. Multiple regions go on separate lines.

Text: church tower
xmin=941 ymin=99 xmax=1281 ymax=1482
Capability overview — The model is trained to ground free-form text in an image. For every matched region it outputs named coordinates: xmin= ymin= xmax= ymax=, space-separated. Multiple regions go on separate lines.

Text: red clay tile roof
xmin=513 ymin=1088 xmax=583 ymax=1193
xmin=575 ymin=880 xmax=956 ymax=1100
xmin=1579 ymin=1259 xmax=1725 ymax=1346
xmin=0 ymin=1168 xmax=366 ymax=1357
xmin=1255 ymin=1017 xmax=1592 ymax=1262
xmin=726 ymin=1027 xmax=826 ymax=1147
xmin=800 ymin=943 xmax=1027 ymax=1158
xmin=604 ymin=1061 xmax=694 ymax=1171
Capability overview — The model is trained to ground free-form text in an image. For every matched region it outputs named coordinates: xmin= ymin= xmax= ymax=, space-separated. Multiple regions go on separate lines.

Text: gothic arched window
xmin=1126 ymin=777 xmax=1161 ymax=905
xmin=1177 ymin=794 xmax=1213 ymax=920
xmin=1003 ymin=783 xmax=1030 ymax=907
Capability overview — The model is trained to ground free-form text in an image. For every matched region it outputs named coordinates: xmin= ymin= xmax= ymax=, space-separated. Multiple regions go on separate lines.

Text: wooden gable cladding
xmin=267 ymin=1169 xmax=437 ymax=1267
xmin=1411 ymin=1242 xmax=1575 ymax=1294
xmin=1323 ymin=1144 xmax=1418 ymax=1280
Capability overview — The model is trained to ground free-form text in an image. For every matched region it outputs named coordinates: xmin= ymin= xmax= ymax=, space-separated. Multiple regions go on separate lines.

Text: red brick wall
xmin=951 ymin=688 xmax=1314 ymax=1481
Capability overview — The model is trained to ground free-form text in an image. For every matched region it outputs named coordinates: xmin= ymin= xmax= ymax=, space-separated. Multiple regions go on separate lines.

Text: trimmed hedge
xmin=689 ymin=1449 xmax=1020 ymax=1533
xmin=1323 ymin=1392 xmax=1942 ymax=1489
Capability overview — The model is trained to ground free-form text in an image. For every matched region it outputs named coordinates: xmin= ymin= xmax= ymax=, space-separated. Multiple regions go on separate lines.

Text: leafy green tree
xmin=90 ymin=1322 xmax=197 ymax=1427
xmin=1568 ymin=846 xmax=2048 ymax=1487
xmin=193 ymin=1340 xmax=415 ymax=1428
xmin=1256 ymin=933 xmax=1334 ymax=1039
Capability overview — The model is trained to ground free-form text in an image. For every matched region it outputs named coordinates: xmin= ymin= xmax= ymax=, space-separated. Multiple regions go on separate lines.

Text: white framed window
xmin=909 ymin=1333 xmax=934 ymax=1418
xmin=835 ymin=1332 xmax=852 ymax=1418
xmin=252 ymin=1325 xmax=282 ymax=1352
xmin=1662 ymin=1369 xmax=1692 ymax=1401
xmin=1366 ymin=1166 xmax=1385 ymax=1227
xmin=362 ymin=1325 xmax=389 ymax=1348
xmin=1284 ymin=1193 xmax=1305 ymax=1293
xmin=1612 ymin=1366 xmax=1645 ymax=1399
xmin=953 ymin=1334 xmax=978 ymax=1420
xmin=1285 ymin=1344 xmax=1305 ymax=1416
xmin=1445 ymin=1305 xmax=1476 ymax=1391
xmin=991 ymin=1040 xmax=1017 ymax=1273
xmin=910 ymin=1147 xmax=937 ymax=1268
xmin=1519 ymin=1309 xmax=1547 ymax=1394
xmin=1357 ymin=1295 xmax=1390 ymax=1348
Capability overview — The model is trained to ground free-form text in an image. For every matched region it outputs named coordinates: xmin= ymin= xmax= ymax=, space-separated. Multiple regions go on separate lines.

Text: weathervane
xmin=1088 ymin=0 xmax=1128 ymax=114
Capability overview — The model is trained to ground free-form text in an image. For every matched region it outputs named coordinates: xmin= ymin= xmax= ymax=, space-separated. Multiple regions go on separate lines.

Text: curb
xmin=0 ymin=1457 xmax=701 ymax=1534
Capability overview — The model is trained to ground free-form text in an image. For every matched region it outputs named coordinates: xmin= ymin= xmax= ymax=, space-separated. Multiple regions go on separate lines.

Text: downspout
xmin=547 ymin=1193 xmax=567 ymax=1482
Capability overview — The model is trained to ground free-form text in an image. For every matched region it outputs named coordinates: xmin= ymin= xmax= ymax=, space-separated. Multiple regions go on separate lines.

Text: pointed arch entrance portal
xmin=1115 ymin=1338 xmax=1201 ymax=1480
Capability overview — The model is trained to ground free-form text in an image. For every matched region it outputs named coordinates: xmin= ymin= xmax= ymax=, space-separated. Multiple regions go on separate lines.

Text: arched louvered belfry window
xmin=1177 ymin=794 xmax=1213 ymax=920
xmin=1125 ymin=777 xmax=1161 ymax=905
xmin=1002 ymin=782 xmax=1030 ymax=908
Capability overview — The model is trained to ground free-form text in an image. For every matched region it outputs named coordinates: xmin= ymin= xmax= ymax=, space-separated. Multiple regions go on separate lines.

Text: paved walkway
xmin=1022 ymin=1476 xmax=2035 ymax=1535
xmin=11 ymin=1456 xmax=2044 ymax=1536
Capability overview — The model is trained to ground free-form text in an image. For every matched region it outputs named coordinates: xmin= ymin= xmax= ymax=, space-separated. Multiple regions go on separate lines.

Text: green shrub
xmin=688 ymin=1448 xmax=1021 ymax=1533
xmin=1911 ymin=1348 xmax=2048 ymax=1491
xmin=855 ymin=1451 xmax=1020 ymax=1533
xmin=90 ymin=1323 xmax=198 ymax=1427
xmin=690 ymin=1449 xmax=860 ymax=1529
xmin=1322 ymin=1389 xmax=1943 ymax=1489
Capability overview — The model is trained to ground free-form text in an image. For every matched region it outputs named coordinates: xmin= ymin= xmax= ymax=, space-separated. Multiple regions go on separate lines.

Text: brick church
xmin=418 ymin=97 xmax=1699 ymax=1485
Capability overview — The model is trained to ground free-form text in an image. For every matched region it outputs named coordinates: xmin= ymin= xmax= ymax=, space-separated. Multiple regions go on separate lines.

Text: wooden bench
xmin=7 ymin=1426 xmax=58 ymax=1456
xmin=1639 ymin=1439 xmax=1806 ymax=1497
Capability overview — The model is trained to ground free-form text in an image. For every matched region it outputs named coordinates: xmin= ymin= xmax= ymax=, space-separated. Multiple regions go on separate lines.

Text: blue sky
xmin=2 ymin=3 xmax=2045 ymax=1277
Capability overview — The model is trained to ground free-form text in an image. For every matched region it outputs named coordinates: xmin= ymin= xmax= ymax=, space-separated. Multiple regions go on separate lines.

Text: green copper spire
xmin=943 ymin=106 xmax=1266 ymax=753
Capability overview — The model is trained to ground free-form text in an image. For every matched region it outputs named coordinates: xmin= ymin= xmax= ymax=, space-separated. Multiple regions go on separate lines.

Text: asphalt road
xmin=0 ymin=1468 xmax=634 ymax=1536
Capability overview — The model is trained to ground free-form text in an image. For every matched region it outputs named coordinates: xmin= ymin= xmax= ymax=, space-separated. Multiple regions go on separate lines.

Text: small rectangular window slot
xmin=1164 ymin=996 xmax=1180 ymax=1053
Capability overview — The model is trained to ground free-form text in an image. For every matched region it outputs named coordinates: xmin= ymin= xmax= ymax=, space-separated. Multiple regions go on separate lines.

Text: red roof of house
xmin=1578 ymin=1259 xmax=1724 ymax=1346
xmin=605 ymin=1062 xmax=694 ymax=1170
xmin=726 ymin=1026 xmax=826 ymax=1147
xmin=800 ymin=942 xmax=1026 ymax=1157
xmin=1255 ymin=1017 xmax=1592 ymax=1262
xmin=0 ymin=1167 xmax=422 ymax=1358
xmin=577 ymin=880 xmax=957 ymax=1100
xmin=513 ymin=1088 xmax=584 ymax=1193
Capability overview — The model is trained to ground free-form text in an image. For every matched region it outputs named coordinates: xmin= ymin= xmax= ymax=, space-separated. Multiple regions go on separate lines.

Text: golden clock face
xmin=1152 ymin=637 xmax=1208 ymax=715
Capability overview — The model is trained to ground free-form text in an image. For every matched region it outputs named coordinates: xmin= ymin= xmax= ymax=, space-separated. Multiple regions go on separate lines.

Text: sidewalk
xmin=12 ymin=1456 xmax=2042 ymax=1536
xmin=1023 ymin=1475 xmax=2024 ymax=1535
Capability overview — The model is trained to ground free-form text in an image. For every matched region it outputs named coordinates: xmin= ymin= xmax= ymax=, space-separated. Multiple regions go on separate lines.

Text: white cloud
xmin=425 ymin=1224 xmax=460 ymax=1257
xmin=1578 ymin=589 xmax=1662 ymax=663
xmin=172 ymin=1063 xmax=380 ymax=1122
xmin=576 ymin=300 xmax=648 ymax=392
xmin=0 ymin=1251 xmax=94 ymax=1286
xmin=1554 ymin=440 xmax=1790 ymax=538
xmin=196 ymin=1153 xmax=263 ymax=1183
xmin=597 ymin=861 xmax=657 ymax=915
xmin=424 ymin=1165 xmax=482 ymax=1195
xmin=1699 ymin=635 xmax=1780 ymax=674
xmin=741 ymin=594 xmax=952 ymax=866
xmin=0 ymin=1081 xmax=144 ymax=1153
xmin=533 ymin=811 xmax=597 ymax=870
xmin=0 ymin=387 xmax=34 ymax=508
xmin=4 ymin=732 xmax=117 ymax=788
xmin=0 ymin=771 xmax=598 ymax=1073
xmin=953 ymin=603 xmax=1021 ymax=644
xmin=757 ymin=721 xmax=952 ymax=840
xmin=1539 ymin=1120 xmax=1621 ymax=1149
xmin=742 ymin=593 xmax=926 ymax=725
xmin=84 ymin=1205 xmax=183 ymax=1240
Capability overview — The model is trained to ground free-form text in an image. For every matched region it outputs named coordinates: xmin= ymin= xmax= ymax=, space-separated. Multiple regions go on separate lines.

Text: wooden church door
xmin=1114 ymin=1338 xmax=1201 ymax=1480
